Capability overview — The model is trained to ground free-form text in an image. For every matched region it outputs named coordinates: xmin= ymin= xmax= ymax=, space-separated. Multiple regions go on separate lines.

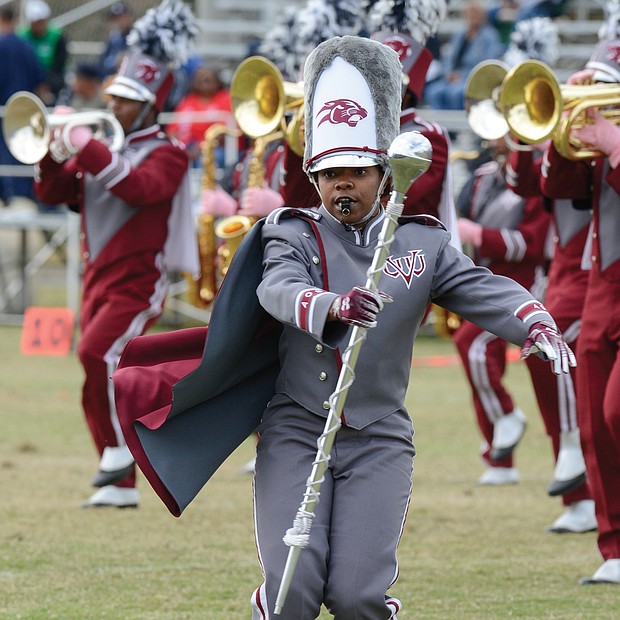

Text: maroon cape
xmin=113 ymin=221 xmax=281 ymax=516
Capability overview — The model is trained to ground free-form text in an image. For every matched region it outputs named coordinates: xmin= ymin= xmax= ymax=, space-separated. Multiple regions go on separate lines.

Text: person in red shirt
xmin=167 ymin=65 xmax=233 ymax=167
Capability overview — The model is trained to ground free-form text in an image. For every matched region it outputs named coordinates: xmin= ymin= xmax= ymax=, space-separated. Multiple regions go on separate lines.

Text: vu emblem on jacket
xmin=383 ymin=250 xmax=427 ymax=288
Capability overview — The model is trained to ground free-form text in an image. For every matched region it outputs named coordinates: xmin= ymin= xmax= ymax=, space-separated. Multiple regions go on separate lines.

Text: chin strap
xmin=129 ymin=100 xmax=154 ymax=134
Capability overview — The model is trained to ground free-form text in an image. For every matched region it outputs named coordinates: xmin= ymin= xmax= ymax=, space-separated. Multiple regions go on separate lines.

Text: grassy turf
xmin=1 ymin=325 xmax=618 ymax=619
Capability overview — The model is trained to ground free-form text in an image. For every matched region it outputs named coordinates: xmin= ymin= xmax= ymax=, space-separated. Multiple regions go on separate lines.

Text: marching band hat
xmin=587 ymin=40 xmax=620 ymax=83
xmin=104 ymin=0 xmax=197 ymax=111
xmin=368 ymin=0 xmax=446 ymax=101
xmin=502 ymin=17 xmax=559 ymax=68
xmin=105 ymin=52 xmax=173 ymax=110
xmin=586 ymin=0 xmax=620 ymax=83
xmin=370 ymin=31 xmax=432 ymax=102
xmin=303 ymin=36 xmax=402 ymax=174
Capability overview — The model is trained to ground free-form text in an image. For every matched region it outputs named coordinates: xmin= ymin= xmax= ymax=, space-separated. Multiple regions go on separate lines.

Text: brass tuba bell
xmin=230 ymin=55 xmax=304 ymax=153
xmin=2 ymin=91 xmax=124 ymax=164
xmin=464 ymin=60 xmax=510 ymax=141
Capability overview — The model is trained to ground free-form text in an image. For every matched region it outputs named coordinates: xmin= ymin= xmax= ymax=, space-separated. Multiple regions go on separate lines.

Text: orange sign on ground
xmin=20 ymin=307 xmax=75 ymax=356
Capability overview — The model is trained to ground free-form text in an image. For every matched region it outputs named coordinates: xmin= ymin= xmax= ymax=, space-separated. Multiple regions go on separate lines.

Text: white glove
xmin=200 ymin=187 xmax=238 ymax=217
xmin=521 ymin=321 xmax=576 ymax=375
xmin=48 ymin=106 xmax=93 ymax=163
xmin=239 ymin=186 xmax=284 ymax=217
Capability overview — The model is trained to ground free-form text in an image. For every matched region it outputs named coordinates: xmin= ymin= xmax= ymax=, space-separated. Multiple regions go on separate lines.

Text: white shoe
xmin=476 ymin=466 xmax=520 ymax=486
xmin=546 ymin=499 xmax=597 ymax=534
xmin=490 ymin=409 xmax=527 ymax=461
xmin=580 ymin=559 xmax=620 ymax=585
xmin=91 ymin=445 xmax=135 ymax=487
xmin=548 ymin=429 xmax=587 ymax=496
xmin=82 ymin=485 xmax=139 ymax=508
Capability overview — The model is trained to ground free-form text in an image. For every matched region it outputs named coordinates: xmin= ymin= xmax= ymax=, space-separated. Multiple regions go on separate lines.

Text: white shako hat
xmin=587 ymin=0 xmax=620 ymax=83
xmin=368 ymin=0 xmax=447 ymax=102
xmin=105 ymin=0 xmax=198 ymax=111
xmin=302 ymin=35 xmax=402 ymax=174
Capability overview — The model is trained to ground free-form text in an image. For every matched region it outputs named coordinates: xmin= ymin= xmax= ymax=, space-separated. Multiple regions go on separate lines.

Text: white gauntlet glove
xmin=521 ymin=321 xmax=576 ymax=375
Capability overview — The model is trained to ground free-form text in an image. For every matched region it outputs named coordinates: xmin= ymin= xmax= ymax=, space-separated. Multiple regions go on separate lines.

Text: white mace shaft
xmin=273 ymin=131 xmax=431 ymax=615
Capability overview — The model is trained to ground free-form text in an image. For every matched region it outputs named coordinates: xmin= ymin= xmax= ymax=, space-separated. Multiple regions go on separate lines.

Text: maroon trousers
xmin=524 ymin=254 xmax=591 ymax=505
xmin=77 ymin=259 xmax=167 ymax=489
xmin=577 ymin=266 xmax=620 ymax=560
xmin=454 ymin=320 xmax=516 ymax=468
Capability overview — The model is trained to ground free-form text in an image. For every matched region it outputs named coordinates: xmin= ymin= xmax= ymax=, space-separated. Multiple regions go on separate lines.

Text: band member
xmin=454 ymin=137 xmax=551 ymax=485
xmin=506 ymin=142 xmax=595 ymax=534
xmin=34 ymin=0 xmax=199 ymax=508
xmin=540 ymin=15 xmax=620 ymax=583
xmin=369 ymin=0 xmax=458 ymax=239
xmin=112 ymin=35 xmax=574 ymax=617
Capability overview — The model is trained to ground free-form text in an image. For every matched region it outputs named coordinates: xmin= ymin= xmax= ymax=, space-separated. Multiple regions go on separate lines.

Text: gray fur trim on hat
xmin=303 ymin=35 xmax=402 ymax=173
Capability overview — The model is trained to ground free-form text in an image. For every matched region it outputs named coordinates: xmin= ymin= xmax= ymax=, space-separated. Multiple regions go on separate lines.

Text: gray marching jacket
xmin=258 ymin=205 xmax=553 ymax=430
xmin=113 ymin=206 xmax=553 ymax=516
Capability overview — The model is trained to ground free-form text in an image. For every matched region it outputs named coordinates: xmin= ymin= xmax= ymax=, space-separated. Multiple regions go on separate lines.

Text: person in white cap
xmin=540 ymin=1 xmax=620 ymax=585
xmin=18 ymin=0 xmax=67 ymax=103
xmin=33 ymin=0 xmax=199 ymax=509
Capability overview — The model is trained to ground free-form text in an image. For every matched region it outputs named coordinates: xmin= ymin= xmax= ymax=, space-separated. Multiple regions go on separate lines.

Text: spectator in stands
xmin=166 ymin=64 xmax=233 ymax=168
xmin=423 ymin=0 xmax=504 ymax=110
xmin=488 ymin=0 xmax=567 ymax=41
xmin=18 ymin=0 xmax=68 ymax=104
xmin=0 ymin=3 xmax=48 ymax=205
xmin=98 ymin=2 xmax=134 ymax=79
xmin=57 ymin=62 xmax=106 ymax=110
xmin=487 ymin=0 xmax=520 ymax=45
xmin=515 ymin=0 xmax=567 ymax=21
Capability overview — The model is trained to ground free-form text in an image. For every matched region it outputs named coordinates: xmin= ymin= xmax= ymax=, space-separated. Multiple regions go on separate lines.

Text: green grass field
xmin=1 ymin=324 xmax=618 ymax=619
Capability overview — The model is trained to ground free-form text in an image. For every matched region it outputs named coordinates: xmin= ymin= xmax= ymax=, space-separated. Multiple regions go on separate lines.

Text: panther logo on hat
xmin=135 ymin=59 xmax=161 ymax=84
xmin=606 ymin=43 xmax=620 ymax=63
xmin=317 ymin=99 xmax=368 ymax=127
xmin=382 ymin=35 xmax=413 ymax=63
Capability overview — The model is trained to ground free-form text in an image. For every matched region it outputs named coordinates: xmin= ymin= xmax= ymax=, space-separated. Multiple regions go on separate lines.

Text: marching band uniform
xmin=369 ymin=1 xmax=459 ymax=242
xmin=506 ymin=146 xmax=595 ymax=532
xmin=454 ymin=139 xmax=551 ymax=484
xmin=540 ymin=30 xmax=620 ymax=579
xmin=112 ymin=35 xmax=574 ymax=618
xmin=542 ymin=140 xmax=620 ymax=583
xmin=35 ymin=1 xmax=198 ymax=508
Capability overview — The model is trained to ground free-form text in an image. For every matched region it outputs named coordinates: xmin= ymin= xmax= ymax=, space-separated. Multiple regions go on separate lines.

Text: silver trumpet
xmin=274 ymin=131 xmax=433 ymax=615
xmin=2 ymin=91 xmax=124 ymax=164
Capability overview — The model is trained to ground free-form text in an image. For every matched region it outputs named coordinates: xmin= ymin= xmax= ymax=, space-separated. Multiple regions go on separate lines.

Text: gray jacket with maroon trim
xmin=258 ymin=205 xmax=553 ymax=430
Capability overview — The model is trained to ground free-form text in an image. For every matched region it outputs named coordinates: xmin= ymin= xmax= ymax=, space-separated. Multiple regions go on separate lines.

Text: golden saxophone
xmin=431 ymin=305 xmax=462 ymax=339
xmin=185 ymin=124 xmax=240 ymax=308
xmin=215 ymin=131 xmax=284 ymax=277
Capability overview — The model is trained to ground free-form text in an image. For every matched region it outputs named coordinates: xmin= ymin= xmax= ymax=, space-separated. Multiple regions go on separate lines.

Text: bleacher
xmin=60 ymin=0 xmax=603 ymax=78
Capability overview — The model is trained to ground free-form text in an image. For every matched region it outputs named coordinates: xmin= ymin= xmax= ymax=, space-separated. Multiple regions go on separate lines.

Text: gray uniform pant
xmin=251 ymin=394 xmax=415 ymax=619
